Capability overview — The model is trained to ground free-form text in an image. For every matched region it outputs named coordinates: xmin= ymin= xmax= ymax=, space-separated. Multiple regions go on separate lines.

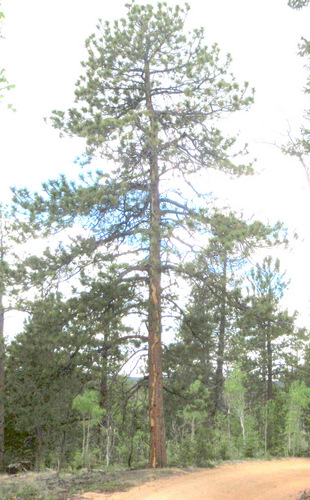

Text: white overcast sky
xmin=1 ymin=0 xmax=310 ymax=331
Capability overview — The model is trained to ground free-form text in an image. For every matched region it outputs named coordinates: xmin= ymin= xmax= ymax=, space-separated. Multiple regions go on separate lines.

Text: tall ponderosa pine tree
xmin=13 ymin=2 xmax=254 ymax=467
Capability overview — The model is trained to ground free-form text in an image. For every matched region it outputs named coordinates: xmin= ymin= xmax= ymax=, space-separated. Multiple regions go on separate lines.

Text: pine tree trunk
xmin=261 ymin=341 xmax=267 ymax=407
xmin=35 ymin=427 xmax=42 ymax=472
xmin=240 ymin=411 xmax=246 ymax=445
xmin=106 ymin=425 xmax=111 ymax=467
xmin=214 ymin=255 xmax=227 ymax=414
xmin=57 ymin=430 xmax=67 ymax=471
xmin=0 ymin=292 xmax=4 ymax=473
xmin=264 ymin=408 xmax=268 ymax=454
xmin=100 ymin=344 xmax=108 ymax=411
xmin=100 ymin=343 xmax=109 ymax=462
xmin=227 ymin=405 xmax=231 ymax=442
xmin=266 ymin=325 xmax=273 ymax=401
xmin=86 ymin=420 xmax=90 ymax=471
xmin=145 ymin=60 xmax=167 ymax=468
xmin=191 ymin=417 xmax=195 ymax=442
xmin=266 ymin=325 xmax=273 ymax=450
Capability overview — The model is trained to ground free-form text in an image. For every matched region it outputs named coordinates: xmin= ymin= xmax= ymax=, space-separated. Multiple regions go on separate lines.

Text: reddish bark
xmin=145 ymin=58 xmax=167 ymax=467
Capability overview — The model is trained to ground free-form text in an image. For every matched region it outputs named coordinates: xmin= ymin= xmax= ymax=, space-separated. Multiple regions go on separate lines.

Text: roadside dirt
xmin=77 ymin=458 xmax=310 ymax=500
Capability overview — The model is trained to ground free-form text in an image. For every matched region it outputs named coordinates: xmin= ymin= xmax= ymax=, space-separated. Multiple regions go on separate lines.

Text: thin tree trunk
xmin=100 ymin=343 xmax=109 ymax=463
xmin=240 ymin=411 xmax=246 ymax=445
xmin=35 ymin=427 xmax=42 ymax=472
xmin=100 ymin=344 xmax=108 ymax=412
xmin=57 ymin=430 xmax=67 ymax=471
xmin=287 ymin=424 xmax=291 ymax=455
xmin=145 ymin=59 xmax=167 ymax=468
xmin=106 ymin=424 xmax=112 ymax=467
xmin=0 ymin=213 xmax=5 ymax=473
xmin=0 ymin=292 xmax=4 ymax=473
xmin=265 ymin=323 xmax=273 ymax=450
xmin=264 ymin=406 xmax=268 ymax=454
xmin=261 ymin=346 xmax=267 ymax=408
xmin=266 ymin=326 xmax=273 ymax=401
xmin=82 ymin=420 xmax=86 ymax=463
xmin=60 ymin=431 xmax=67 ymax=471
xmin=214 ymin=255 xmax=227 ymax=414
xmin=227 ymin=405 xmax=231 ymax=443
xmin=190 ymin=417 xmax=195 ymax=442
xmin=85 ymin=420 xmax=90 ymax=470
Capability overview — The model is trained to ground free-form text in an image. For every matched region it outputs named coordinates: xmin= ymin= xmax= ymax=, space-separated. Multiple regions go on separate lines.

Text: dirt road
xmin=79 ymin=458 xmax=310 ymax=500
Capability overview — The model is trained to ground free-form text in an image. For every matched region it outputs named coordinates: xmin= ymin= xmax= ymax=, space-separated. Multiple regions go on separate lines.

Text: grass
xmin=0 ymin=467 xmax=187 ymax=499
